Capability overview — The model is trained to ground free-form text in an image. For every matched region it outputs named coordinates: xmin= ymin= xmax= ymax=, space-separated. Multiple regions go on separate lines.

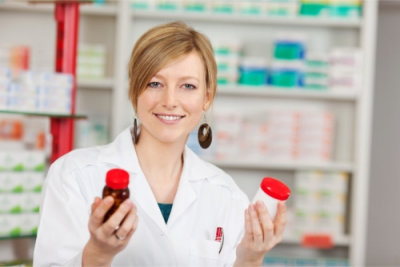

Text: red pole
xmin=50 ymin=3 xmax=79 ymax=163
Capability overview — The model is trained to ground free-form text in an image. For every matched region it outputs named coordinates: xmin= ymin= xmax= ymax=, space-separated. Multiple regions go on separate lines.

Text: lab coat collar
xmin=97 ymin=127 xmax=139 ymax=174
xmin=97 ymin=127 xmax=221 ymax=182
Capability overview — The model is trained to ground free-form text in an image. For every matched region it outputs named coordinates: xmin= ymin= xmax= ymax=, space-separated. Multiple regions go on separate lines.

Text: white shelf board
xmin=80 ymin=4 xmax=117 ymax=16
xmin=131 ymin=10 xmax=362 ymax=28
xmin=217 ymin=85 xmax=359 ymax=101
xmin=0 ymin=2 xmax=116 ymax=16
xmin=77 ymin=78 xmax=114 ymax=90
xmin=209 ymin=159 xmax=354 ymax=172
xmin=0 ymin=2 xmax=54 ymax=13
xmin=282 ymin=235 xmax=350 ymax=246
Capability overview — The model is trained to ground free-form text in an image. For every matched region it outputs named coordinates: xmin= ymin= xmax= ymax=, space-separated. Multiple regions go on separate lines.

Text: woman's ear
xmin=203 ymin=88 xmax=211 ymax=111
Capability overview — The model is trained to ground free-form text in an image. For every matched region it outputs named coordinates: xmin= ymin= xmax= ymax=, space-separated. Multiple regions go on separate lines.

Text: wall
xmin=366 ymin=1 xmax=400 ymax=266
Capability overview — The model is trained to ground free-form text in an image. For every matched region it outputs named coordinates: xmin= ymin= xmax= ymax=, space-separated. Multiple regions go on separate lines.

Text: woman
xmin=33 ymin=21 xmax=286 ymax=266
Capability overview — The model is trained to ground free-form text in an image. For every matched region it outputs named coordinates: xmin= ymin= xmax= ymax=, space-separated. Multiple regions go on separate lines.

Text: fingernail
xmin=250 ymin=205 xmax=255 ymax=212
xmin=104 ymin=197 xmax=113 ymax=205
xmin=123 ymin=200 xmax=132 ymax=209
xmin=257 ymin=201 xmax=265 ymax=209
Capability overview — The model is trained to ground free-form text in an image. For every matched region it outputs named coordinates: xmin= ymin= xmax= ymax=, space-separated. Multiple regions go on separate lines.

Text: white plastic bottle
xmin=252 ymin=177 xmax=291 ymax=220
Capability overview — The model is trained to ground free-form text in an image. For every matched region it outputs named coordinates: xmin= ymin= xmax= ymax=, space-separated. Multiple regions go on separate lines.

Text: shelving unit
xmin=217 ymin=85 xmax=359 ymax=101
xmin=77 ymin=77 xmax=114 ymax=90
xmin=124 ymin=2 xmax=377 ymax=266
xmin=0 ymin=1 xmax=377 ymax=265
xmin=132 ymin=9 xmax=363 ymax=28
xmin=210 ymin=159 xmax=354 ymax=172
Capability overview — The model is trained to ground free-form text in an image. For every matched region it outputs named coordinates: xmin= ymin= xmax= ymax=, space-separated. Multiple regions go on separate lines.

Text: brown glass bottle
xmin=102 ymin=168 xmax=130 ymax=223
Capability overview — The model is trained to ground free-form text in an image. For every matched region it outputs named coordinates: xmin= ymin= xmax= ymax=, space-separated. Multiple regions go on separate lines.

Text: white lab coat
xmin=33 ymin=127 xmax=249 ymax=266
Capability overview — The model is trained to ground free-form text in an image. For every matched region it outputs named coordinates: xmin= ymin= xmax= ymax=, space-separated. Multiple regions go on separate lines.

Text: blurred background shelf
xmin=0 ymin=1 xmax=117 ymax=16
xmin=77 ymin=77 xmax=114 ymax=90
xmin=217 ymin=85 xmax=359 ymax=101
xmin=211 ymin=159 xmax=354 ymax=172
xmin=0 ymin=109 xmax=87 ymax=119
xmin=0 ymin=235 xmax=36 ymax=241
xmin=132 ymin=10 xmax=362 ymax=28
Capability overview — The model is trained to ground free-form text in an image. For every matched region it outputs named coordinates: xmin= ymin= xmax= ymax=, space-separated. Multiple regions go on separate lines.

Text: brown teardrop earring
xmin=132 ymin=117 xmax=140 ymax=144
xmin=198 ymin=123 xmax=212 ymax=149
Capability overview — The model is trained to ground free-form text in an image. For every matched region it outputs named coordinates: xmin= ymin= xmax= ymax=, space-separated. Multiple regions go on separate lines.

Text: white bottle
xmin=252 ymin=177 xmax=291 ymax=220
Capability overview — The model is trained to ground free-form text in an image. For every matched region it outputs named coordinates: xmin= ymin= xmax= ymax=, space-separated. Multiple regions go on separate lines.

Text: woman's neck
xmin=134 ymin=131 xmax=186 ymax=203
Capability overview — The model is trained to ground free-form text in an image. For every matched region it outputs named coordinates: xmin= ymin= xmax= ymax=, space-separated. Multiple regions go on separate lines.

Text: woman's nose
xmin=162 ymin=86 xmax=178 ymax=109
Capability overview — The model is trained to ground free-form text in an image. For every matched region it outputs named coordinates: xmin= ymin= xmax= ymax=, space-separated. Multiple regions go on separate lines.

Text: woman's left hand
xmin=234 ymin=201 xmax=287 ymax=267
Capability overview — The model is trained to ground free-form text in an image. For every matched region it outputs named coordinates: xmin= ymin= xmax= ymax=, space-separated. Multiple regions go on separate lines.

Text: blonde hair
xmin=128 ymin=21 xmax=217 ymax=111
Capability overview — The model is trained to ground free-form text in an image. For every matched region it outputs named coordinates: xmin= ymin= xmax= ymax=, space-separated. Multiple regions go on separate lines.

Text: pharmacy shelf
xmin=80 ymin=4 xmax=117 ymax=16
xmin=77 ymin=77 xmax=114 ymax=90
xmin=217 ymin=85 xmax=359 ymax=101
xmin=0 ymin=2 xmax=116 ymax=16
xmin=282 ymin=235 xmax=350 ymax=247
xmin=0 ymin=234 xmax=36 ymax=241
xmin=131 ymin=10 xmax=362 ymax=28
xmin=0 ymin=109 xmax=87 ymax=119
xmin=209 ymin=159 xmax=354 ymax=172
xmin=0 ymin=1 xmax=54 ymax=13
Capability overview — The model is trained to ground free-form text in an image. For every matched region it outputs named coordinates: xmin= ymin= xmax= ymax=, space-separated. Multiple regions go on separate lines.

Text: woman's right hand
xmin=82 ymin=196 xmax=138 ymax=266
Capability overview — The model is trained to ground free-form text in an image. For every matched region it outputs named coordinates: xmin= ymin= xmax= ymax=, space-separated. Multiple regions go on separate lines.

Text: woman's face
xmin=136 ymin=51 xmax=211 ymax=146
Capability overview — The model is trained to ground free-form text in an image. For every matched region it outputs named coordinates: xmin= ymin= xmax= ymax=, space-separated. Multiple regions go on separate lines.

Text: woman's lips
xmin=154 ymin=113 xmax=185 ymax=123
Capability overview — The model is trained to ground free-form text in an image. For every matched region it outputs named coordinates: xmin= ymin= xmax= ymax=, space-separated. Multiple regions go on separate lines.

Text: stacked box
xmin=213 ymin=111 xmax=243 ymax=160
xmin=213 ymin=39 xmax=242 ymax=85
xmin=0 ymin=150 xmax=45 ymax=238
xmin=295 ymin=111 xmax=333 ymax=161
xmin=328 ymin=0 xmax=362 ymax=18
xmin=156 ymin=0 xmax=182 ymax=10
xmin=265 ymin=0 xmax=299 ymax=16
xmin=239 ymin=57 xmax=269 ymax=86
xmin=292 ymin=170 xmax=348 ymax=239
xmin=210 ymin=108 xmax=334 ymax=162
xmin=130 ymin=0 xmax=156 ymax=9
xmin=263 ymin=110 xmax=299 ymax=160
xmin=300 ymin=0 xmax=362 ymax=18
xmin=0 ymin=45 xmax=30 ymax=77
xmin=329 ymin=48 xmax=362 ymax=91
xmin=237 ymin=0 xmax=266 ymax=15
xmin=304 ymin=51 xmax=330 ymax=90
xmin=77 ymin=44 xmax=106 ymax=80
xmin=0 ymin=70 xmax=73 ymax=114
xmin=299 ymin=0 xmax=330 ymax=16
xmin=269 ymin=34 xmax=306 ymax=88
xmin=183 ymin=0 xmax=210 ymax=11
xmin=212 ymin=0 xmax=236 ymax=13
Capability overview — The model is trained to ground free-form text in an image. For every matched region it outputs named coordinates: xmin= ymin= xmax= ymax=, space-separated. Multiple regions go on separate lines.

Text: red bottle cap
xmin=106 ymin=168 xmax=130 ymax=189
xmin=260 ymin=177 xmax=291 ymax=201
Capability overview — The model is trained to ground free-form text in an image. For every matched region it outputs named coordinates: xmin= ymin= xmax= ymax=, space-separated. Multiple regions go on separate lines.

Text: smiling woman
xmin=136 ymin=51 xmax=209 ymax=148
xmin=33 ymin=21 xmax=287 ymax=267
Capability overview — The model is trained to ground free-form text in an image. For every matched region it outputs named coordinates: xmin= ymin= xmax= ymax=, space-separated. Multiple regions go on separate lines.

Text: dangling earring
xmin=131 ymin=117 xmax=140 ymax=144
xmin=198 ymin=115 xmax=212 ymax=149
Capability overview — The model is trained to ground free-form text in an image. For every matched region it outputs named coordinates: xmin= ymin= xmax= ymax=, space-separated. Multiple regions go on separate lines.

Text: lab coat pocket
xmin=190 ymin=238 xmax=221 ymax=260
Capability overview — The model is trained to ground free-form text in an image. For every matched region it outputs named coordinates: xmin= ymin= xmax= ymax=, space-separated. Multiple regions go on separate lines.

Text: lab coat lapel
xmin=167 ymin=165 xmax=197 ymax=227
xmin=167 ymin=147 xmax=218 ymax=226
xmin=131 ymin=172 xmax=168 ymax=233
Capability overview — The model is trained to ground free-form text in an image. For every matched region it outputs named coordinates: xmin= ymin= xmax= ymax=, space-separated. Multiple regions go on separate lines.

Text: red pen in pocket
xmin=215 ymin=227 xmax=224 ymax=253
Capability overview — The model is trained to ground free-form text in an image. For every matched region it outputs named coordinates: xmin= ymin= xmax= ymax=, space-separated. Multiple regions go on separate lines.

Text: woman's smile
xmin=154 ymin=113 xmax=186 ymax=124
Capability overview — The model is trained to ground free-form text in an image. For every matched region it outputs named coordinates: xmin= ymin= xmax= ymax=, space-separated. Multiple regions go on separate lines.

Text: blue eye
xmin=183 ymin=84 xmax=196 ymax=90
xmin=148 ymin=82 xmax=161 ymax=88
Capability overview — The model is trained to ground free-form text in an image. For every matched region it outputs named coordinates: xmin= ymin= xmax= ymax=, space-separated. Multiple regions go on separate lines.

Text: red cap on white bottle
xmin=260 ymin=177 xmax=291 ymax=201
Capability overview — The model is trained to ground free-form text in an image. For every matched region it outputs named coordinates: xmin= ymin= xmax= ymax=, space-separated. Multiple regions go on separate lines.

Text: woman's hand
xmin=82 ymin=196 xmax=138 ymax=266
xmin=234 ymin=201 xmax=287 ymax=267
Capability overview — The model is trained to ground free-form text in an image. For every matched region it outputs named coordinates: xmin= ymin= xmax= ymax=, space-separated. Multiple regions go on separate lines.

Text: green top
xmin=158 ymin=203 xmax=173 ymax=223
